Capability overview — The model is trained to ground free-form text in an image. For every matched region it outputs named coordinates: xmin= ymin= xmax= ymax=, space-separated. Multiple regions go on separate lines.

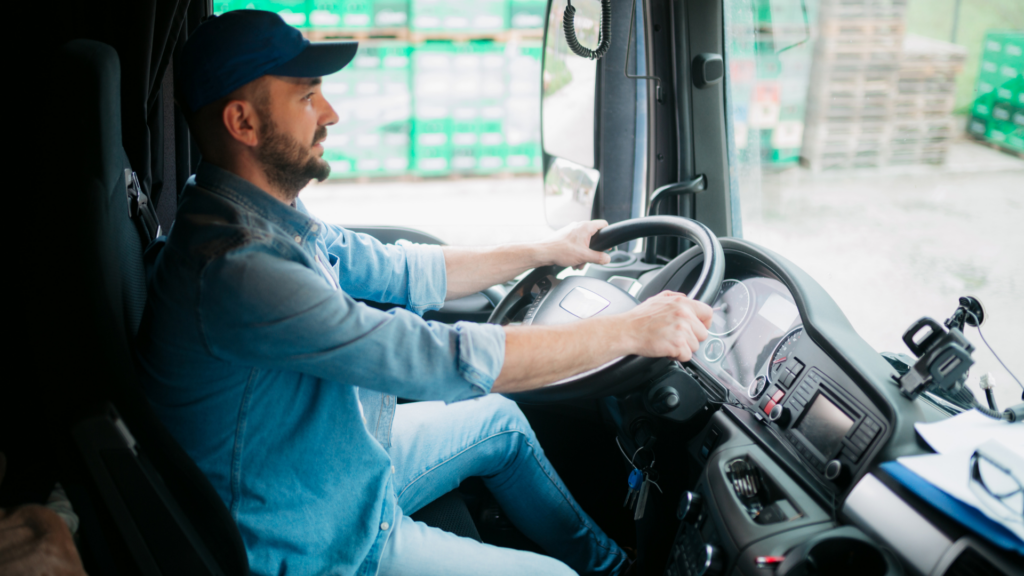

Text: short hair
xmin=177 ymin=77 xmax=271 ymax=158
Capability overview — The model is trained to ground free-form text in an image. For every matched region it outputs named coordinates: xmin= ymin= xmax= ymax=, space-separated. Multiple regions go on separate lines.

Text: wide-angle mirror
xmin=542 ymin=0 xmax=601 ymax=228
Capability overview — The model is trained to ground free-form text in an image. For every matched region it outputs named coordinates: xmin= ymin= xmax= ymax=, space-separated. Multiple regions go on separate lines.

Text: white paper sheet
xmin=898 ymin=439 xmax=1024 ymax=541
xmin=914 ymin=409 xmax=1024 ymax=455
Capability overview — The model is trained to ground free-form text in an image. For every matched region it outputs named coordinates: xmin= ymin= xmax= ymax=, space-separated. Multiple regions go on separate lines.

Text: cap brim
xmin=266 ymin=41 xmax=359 ymax=78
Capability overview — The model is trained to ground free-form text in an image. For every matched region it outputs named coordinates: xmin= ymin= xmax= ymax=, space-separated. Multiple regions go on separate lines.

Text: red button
xmin=756 ymin=555 xmax=785 ymax=567
xmin=772 ymin=390 xmax=785 ymax=402
xmin=764 ymin=400 xmax=776 ymax=415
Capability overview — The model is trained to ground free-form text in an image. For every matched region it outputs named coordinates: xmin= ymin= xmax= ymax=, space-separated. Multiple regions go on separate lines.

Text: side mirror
xmin=542 ymin=0 xmax=601 ymax=228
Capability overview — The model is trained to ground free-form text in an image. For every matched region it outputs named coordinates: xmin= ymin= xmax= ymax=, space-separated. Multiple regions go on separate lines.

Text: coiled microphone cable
xmin=563 ymin=0 xmax=612 ymax=60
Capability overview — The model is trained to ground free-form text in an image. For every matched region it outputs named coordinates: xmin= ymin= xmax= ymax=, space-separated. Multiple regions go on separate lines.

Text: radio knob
xmin=699 ymin=544 xmax=725 ymax=576
xmin=769 ymin=404 xmax=791 ymax=427
xmin=677 ymin=491 xmax=704 ymax=524
xmin=825 ymin=459 xmax=843 ymax=481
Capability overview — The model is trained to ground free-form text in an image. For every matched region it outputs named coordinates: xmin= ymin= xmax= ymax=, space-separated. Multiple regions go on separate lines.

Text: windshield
xmin=722 ymin=0 xmax=1024 ymax=410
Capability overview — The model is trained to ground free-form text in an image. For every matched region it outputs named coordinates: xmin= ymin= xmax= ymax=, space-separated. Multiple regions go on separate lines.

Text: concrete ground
xmin=302 ymin=137 xmax=1024 ymax=410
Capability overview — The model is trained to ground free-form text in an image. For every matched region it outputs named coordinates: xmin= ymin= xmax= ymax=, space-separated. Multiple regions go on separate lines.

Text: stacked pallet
xmin=801 ymin=0 xmax=909 ymax=170
xmin=887 ymin=35 xmax=966 ymax=166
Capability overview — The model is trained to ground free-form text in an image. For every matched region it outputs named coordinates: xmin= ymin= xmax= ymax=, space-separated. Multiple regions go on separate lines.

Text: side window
xmin=722 ymin=0 xmax=1024 ymax=408
xmin=541 ymin=0 xmax=602 ymax=229
xmin=214 ymin=1 xmax=552 ymax=247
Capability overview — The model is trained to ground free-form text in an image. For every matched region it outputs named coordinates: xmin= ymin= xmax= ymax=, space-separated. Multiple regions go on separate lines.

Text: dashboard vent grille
xmin=943 ymin=547 xmax=1006 ymax=576
xmin=694 ymin=372 xmax=728 ymax=404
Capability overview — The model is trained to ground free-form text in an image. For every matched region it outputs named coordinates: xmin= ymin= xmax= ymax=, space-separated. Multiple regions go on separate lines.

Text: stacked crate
xmin=760 ymin=0 xmax=815 ymax=166
xmin=321 ymin=42 xmax=413 ymax=178
xmin=411 ymin=41 xmax=542 ymax=176
xmin=214 ymin=1 xmax=544 ymax=179
xmin=967 ymin=32 xmax=1024 ymax=156
xmin=410 ymin=0 xmax=507 ymax=34
xmin=801 ymin=0 xmax=908 ymax=170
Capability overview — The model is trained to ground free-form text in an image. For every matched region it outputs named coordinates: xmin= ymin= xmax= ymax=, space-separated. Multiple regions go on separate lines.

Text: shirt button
xmin=391 ymin=465 xmax=396 ymax=474
xmin=310 ymin=224 xmax=319 ymax=233
xmin=380 ymin=522 xmax=389 ymax=531
xmin=294 ymin=235 xmax=302 ymax=243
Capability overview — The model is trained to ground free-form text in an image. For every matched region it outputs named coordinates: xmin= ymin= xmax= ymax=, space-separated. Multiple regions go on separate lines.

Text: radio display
xmin=796 ymin=394 xmax=854 ymax=458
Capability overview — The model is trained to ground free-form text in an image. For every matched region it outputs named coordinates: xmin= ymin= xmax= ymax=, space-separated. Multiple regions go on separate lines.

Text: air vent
xmin=943 ymin=547 xmax=1006 ymax=576
xmin=695 ymin=372 xmax=728 ymax=403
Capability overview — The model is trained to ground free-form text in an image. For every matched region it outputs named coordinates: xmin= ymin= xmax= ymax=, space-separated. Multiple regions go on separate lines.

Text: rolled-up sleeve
xmin=197 ymin=245 xmax=503 ymax=401
xmin=317 ymin=222 xmax=447 ymax=315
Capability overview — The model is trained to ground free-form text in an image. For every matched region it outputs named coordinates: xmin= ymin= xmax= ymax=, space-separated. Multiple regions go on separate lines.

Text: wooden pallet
xmin=819 ymin=0 xmax=908 ymax=20
xmin=305 ymin=27 xmax=409 ymax=41
xmin=817 ymin=18 xmax=906 ymax=39
xmin=304 ymin=28 xmax=543 ymax=43
xmin=801 ymin=117 xmax=959 ymax=170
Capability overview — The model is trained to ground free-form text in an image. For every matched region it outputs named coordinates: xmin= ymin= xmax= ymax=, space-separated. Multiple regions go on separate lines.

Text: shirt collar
xmin=194 ymin=162 xmax=318 ymax=240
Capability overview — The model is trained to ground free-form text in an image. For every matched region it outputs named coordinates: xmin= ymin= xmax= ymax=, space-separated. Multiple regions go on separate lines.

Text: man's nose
xmin=319 ymin=96 xmax=339 ymax=127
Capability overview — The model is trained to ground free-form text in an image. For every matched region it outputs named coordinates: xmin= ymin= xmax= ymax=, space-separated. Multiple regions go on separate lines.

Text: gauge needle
xmin=713 ymin=304 xmax=728 ymax=312
xmin=773 ymin=357 xmax=787 ymax=365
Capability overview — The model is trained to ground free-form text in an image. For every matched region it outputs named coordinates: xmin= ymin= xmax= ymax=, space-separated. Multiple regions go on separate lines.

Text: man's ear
xmin=221 ymin=100 xmax=261 ymax=148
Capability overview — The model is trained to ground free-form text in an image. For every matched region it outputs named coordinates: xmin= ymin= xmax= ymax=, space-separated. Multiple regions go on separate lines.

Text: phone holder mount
xmin=895 ymin=297 xmax=984 ymax=400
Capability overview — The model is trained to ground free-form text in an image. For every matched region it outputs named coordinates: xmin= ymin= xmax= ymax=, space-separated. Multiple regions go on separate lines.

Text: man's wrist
xmin=589 ymin=314 xmax=638 ymax=358
xmin=527 ymin=241 xmax=556 ymax=268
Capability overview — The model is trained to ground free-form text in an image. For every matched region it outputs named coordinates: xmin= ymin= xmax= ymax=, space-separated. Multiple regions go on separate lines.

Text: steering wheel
xmin=488 ymin=216 xmax=726 ymax=402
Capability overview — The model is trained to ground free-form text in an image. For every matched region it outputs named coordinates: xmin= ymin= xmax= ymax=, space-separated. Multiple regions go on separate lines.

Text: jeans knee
xmin=484 ymin=394 xmax=533 ymax=436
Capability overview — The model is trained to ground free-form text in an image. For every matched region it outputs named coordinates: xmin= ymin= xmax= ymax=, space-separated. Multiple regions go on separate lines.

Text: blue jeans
xmin=378 ymin=395 xmax=629 ymax=576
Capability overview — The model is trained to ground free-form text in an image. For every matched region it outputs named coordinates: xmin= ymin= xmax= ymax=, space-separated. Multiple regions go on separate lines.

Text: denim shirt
xmin=136 ymin=163 xmax=506 ymax=576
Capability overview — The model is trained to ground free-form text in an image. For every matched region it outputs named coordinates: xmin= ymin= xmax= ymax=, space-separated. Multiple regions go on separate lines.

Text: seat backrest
xmin=59 ymin=39 xmax=248 ymax=576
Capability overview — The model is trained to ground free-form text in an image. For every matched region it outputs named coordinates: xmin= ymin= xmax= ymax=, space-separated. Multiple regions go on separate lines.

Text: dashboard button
xmin=764 ymin=400 xmax=776 ymax=415
xmin=677 ymin=491 xmax=704 ymax=524
xmin=769 ymin=404 xmax=791 ymax=427
xmin=825 ymin=459 xmax=842 ymax=480
xmin=789 ymin=358 xmax=805 ymax=378
xmin=771 ymin=389 xmax=785 ymax=403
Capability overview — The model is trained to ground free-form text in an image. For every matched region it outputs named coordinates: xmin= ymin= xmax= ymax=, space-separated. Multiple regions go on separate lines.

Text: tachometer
xmin=768 ymin=326 xmax=804 ymax=384
xmin=709 ymin=279 xmax=751 ymax=336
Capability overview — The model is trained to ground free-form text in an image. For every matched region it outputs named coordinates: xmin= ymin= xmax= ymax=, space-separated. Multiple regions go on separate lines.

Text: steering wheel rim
xmin=488 ymin=216 xmax=725 ymax=402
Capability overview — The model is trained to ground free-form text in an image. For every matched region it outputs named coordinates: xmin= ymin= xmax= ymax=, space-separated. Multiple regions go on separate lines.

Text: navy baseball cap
xmin=177 ymin=10 xmax=358 ymax=113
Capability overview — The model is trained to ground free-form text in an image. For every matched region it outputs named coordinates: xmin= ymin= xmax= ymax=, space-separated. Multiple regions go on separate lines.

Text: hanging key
xmin=634 ymin=471 xmax=652 ymax=520
xmin=623 ymin=468 xmax=644 ymax=509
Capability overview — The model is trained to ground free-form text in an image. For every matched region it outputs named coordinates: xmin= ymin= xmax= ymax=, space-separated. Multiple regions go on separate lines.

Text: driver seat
xmin=60 ymin=38 xmax=480 ymax=574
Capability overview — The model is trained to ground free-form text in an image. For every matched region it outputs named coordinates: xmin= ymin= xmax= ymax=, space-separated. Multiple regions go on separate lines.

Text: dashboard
xmin=600 ymin=238 xmax=1021 ymax=576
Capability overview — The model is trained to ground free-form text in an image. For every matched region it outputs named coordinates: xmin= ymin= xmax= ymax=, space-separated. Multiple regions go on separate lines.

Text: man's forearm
xmin=492 ymin=317 xmax=634 ymax=393
xmin=442 ymin=244 xmax=548 ymax=300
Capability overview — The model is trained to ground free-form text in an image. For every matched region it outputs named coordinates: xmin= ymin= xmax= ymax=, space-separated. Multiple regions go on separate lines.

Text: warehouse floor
xmin=303 ymin=136 xmax=1024 ymax=409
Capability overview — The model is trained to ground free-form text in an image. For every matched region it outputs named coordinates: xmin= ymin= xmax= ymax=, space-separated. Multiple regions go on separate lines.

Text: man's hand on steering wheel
xmin=541 ymin=220 xmax=613 ymax=269
xmin=625 ymin=291 xmax=713 ymax=363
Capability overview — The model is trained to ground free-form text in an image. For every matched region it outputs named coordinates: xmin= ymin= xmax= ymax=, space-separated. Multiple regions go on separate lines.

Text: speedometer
xmin=709 ymin=279 xmax=751 ymax=336
xmin=768 ymin=326 xmax=804 ymax=384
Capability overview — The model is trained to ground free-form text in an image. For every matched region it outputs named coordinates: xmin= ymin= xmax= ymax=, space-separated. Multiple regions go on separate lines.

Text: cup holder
xmin=776 ymin=527 xmax=902 ymax=576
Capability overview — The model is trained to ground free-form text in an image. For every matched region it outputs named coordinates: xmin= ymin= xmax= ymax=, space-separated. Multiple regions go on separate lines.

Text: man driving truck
xmin=138 ymin=10 xmax=713 ymax=576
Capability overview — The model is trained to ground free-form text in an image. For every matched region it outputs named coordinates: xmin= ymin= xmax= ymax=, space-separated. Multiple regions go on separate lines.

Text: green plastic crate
xmin=309 ymin=0 xmax=373 ymax=29
xmin=508 ymin=0 xmax=545 ymax=30
xmin=373 ymin=0 xmax=408 ymax=27
xmin=411 ymin=0 xmax=507 ymax=32
xmin=215 ymin=0 xmax=312 ymax=27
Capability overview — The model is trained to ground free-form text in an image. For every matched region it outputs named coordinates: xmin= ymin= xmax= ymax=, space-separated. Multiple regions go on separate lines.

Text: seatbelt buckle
xmin=125 ymin=168 xmax=146 ymax=218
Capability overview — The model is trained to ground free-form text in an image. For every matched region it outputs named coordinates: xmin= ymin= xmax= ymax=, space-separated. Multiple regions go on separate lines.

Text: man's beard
xmin=254 ymin=114 xmax=330 ymax=202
